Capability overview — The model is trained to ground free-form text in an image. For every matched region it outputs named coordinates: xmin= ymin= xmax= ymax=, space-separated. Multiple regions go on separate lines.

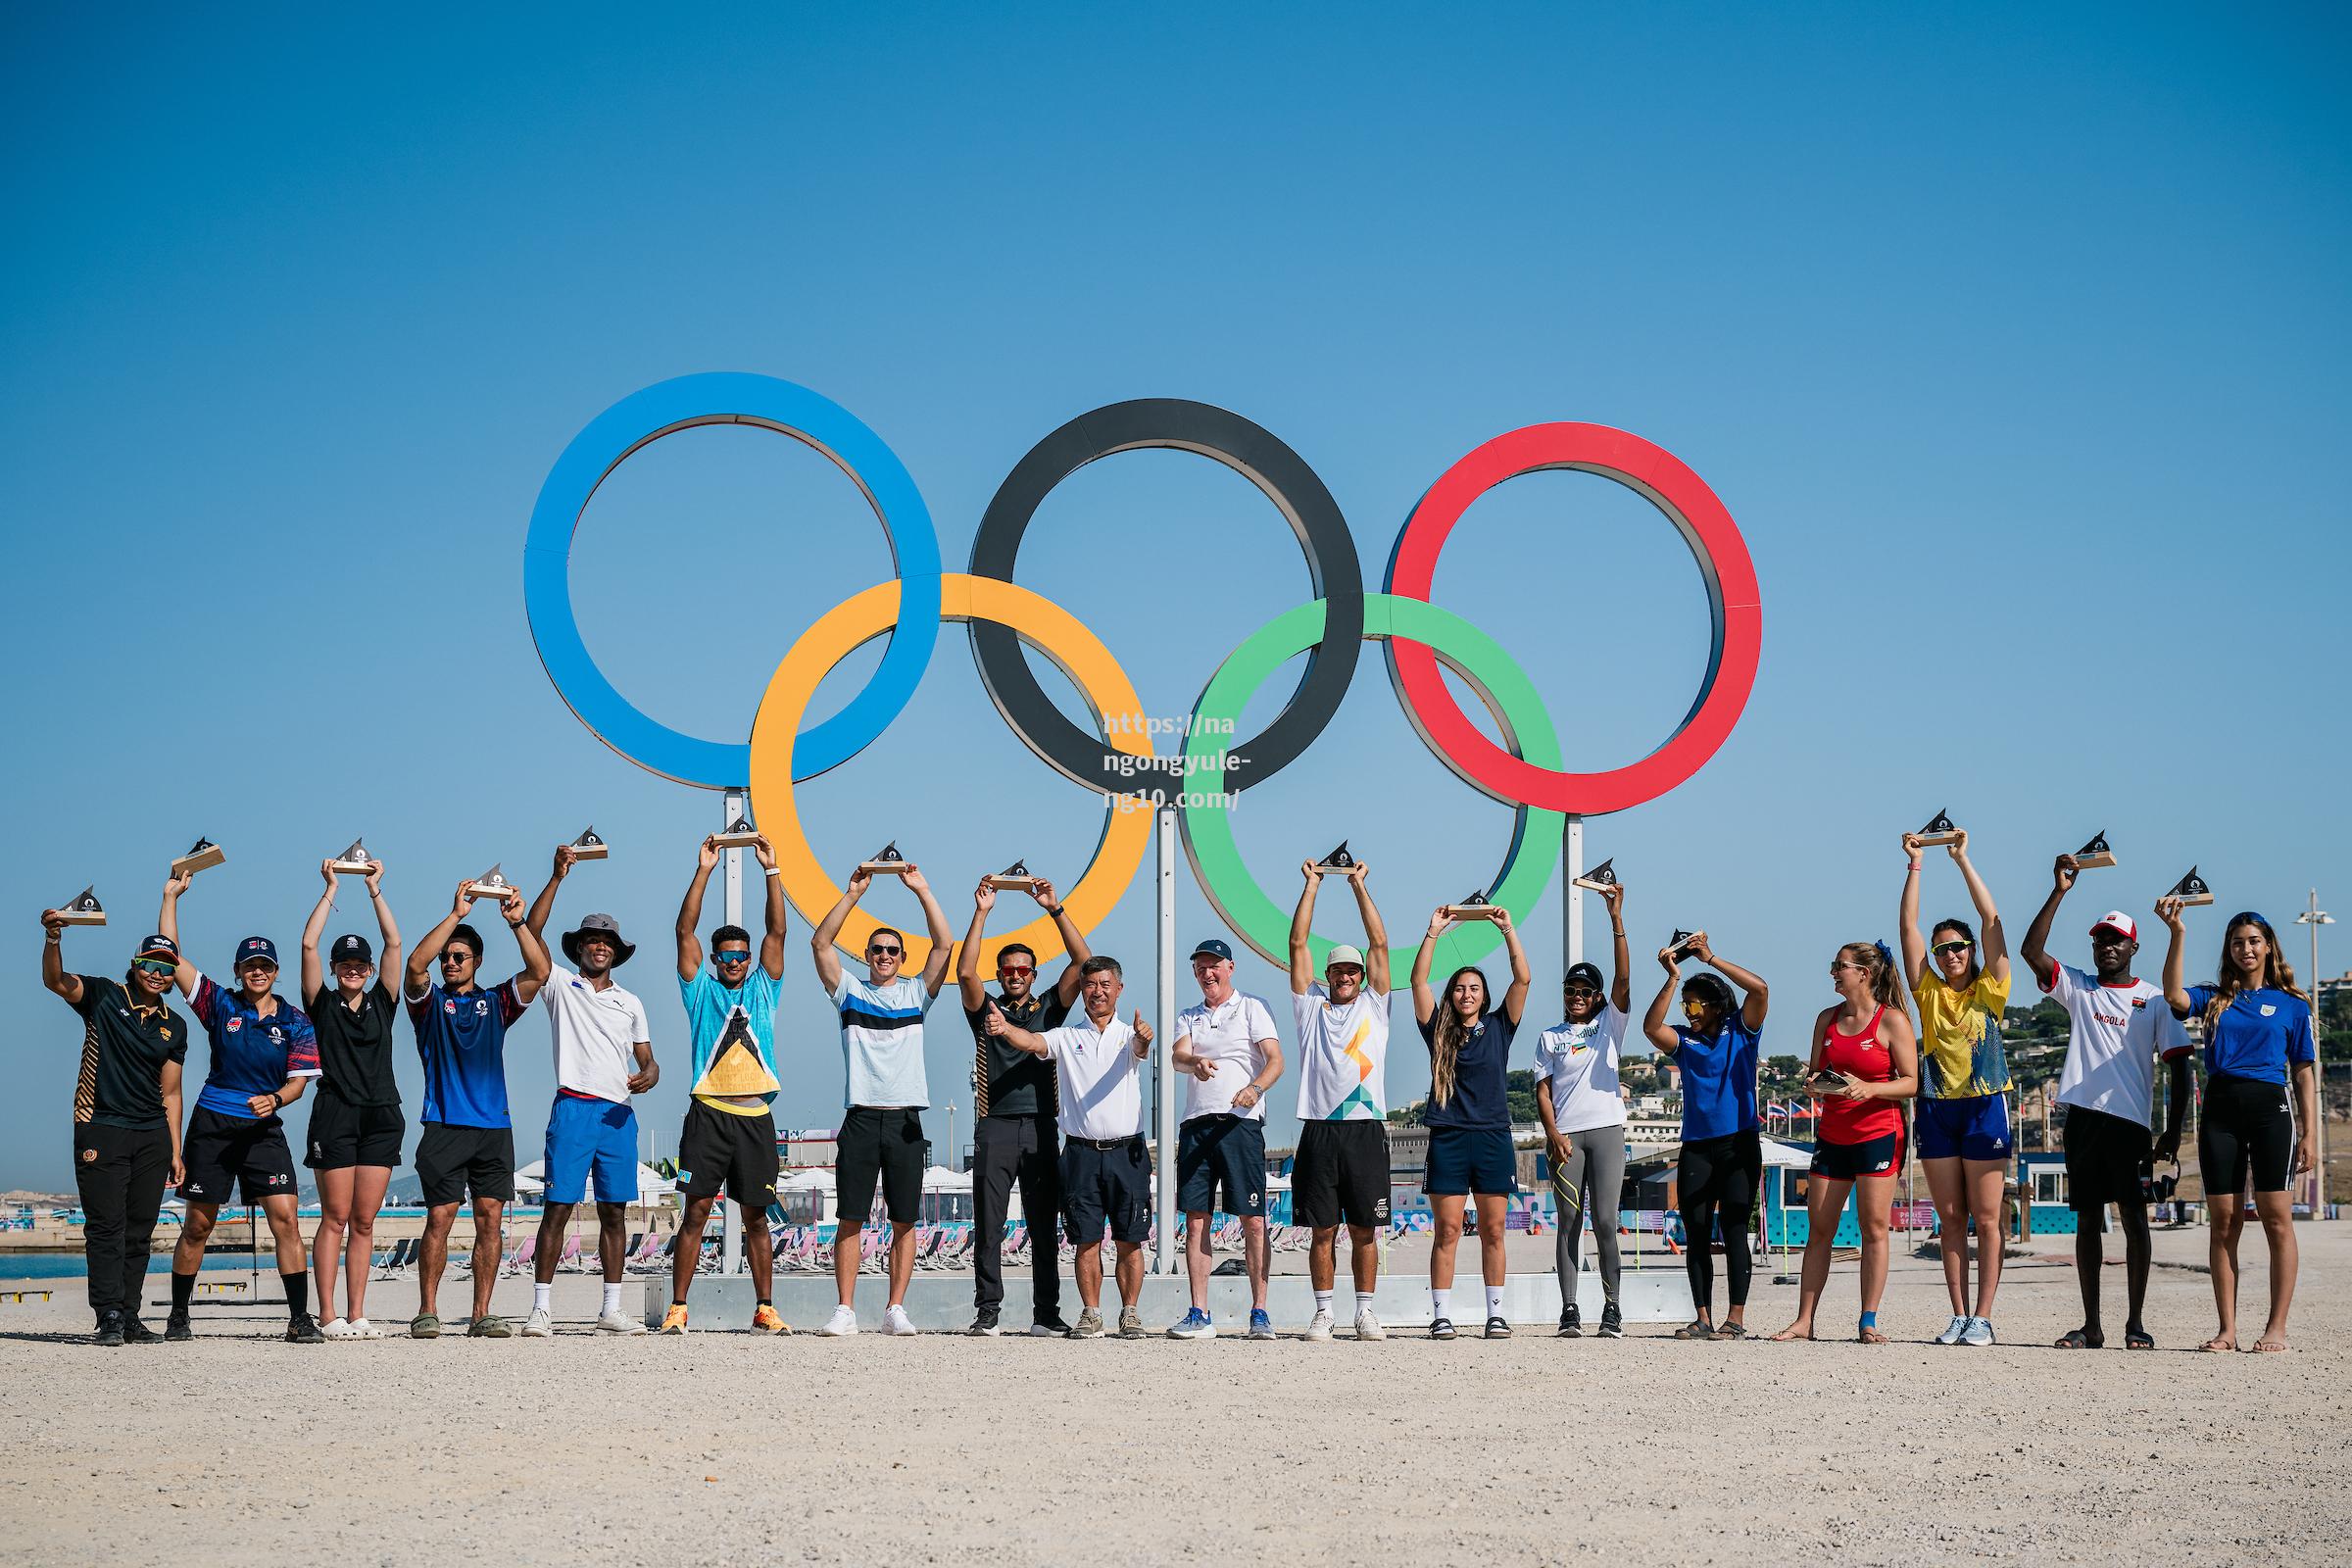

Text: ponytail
xmin=1838 ymin=941 xmax=1910 ymax=1023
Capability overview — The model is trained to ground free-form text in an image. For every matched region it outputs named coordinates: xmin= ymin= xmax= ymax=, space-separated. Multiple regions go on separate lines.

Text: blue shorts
xmin=1425 ymin=1126 xmax=1517 ymax=1197
xmin=1916 ymin=1094 xmax=2011 ymax=1162
xmin=544 ymin=1095 xmax=639 ymax=1204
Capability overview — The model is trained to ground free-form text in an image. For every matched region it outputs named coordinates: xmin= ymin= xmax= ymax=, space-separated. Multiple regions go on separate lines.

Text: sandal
xmin=2252 ymin=1337 xmax=2291 ymax=1353
xmin=1857 ymin=1325 xmax=1888 ymax=1345
xmin=1673 ymin=1318 xmax=1715 ymax=1340
xmin=2197 ymin=1335 xmax=2236 ymax=1352
xmin=2052 ymin=1327 xmax=2104 ymax=1349
xmin=1709 ymin=1321 xmax=1747 ymax=1341
xmin=2125 ymin=1328 xmax=2155 ymax=1350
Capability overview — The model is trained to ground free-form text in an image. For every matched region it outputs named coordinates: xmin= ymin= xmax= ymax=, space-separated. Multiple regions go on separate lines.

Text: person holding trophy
xmin=1532 ymin=878 xmax=1632 ymax=1340
xmin=1409 ymin=902 xmax=1531 ymax=1340
xmin=298 ymin=854 xmax=404 ymax=1340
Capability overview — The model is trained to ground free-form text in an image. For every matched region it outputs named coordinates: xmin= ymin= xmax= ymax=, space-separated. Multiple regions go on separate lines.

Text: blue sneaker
xmin=1249 ymin=1308 xmax=1275 ymax=1341
xmin=1166 ymin=1308 xmax=1215 ymax=1340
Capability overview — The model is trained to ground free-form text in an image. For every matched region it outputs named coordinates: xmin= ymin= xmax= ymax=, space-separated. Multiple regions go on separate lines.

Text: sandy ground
xmin=1 ymin=1223 xmax=2344 ymax=1566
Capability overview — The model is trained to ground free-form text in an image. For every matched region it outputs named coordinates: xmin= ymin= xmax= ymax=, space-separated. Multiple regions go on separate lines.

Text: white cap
xmin=2089 ymin=910 xmax=2137 ymax=942
xmin=1326 ymin=944 xmax=1366 ymax=970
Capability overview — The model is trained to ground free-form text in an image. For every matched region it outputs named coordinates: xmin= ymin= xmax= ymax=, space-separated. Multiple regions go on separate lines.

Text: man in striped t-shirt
xmin=810 ymin=860 xmax=953 ymax=1336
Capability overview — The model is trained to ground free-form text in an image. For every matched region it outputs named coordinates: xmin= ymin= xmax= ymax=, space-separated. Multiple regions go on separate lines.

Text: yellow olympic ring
xmin=748 ymin=572 xmax=1154 ymax=969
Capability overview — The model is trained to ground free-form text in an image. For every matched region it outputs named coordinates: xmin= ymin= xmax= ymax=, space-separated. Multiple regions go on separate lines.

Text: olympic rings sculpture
xmin=525 ymin=373 xmax=1761 ymax=972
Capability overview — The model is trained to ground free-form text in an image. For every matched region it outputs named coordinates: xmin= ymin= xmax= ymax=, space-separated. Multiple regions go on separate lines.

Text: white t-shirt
xmin=1042 ymin=1012 xmax=1146 ymax=1141
xmin=1292 ymin=984 xmax=1390 ymax=1122
xmin=1175 ymin=990 xmax=1281 ymax=1122
xmin=829 ymin=974 xmax=933 ymax=1109
xmin=540 ymin=967 xmax=650 ymax=1104
xmin=2046 ymin=963 xmax=2190 ymax=1128
xmin=1533 ymin=1004 xmax=1630 ymax=1134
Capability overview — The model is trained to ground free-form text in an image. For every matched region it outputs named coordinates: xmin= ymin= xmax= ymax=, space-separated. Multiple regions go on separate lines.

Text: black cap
xmin=1564 ymin=961 xmax=1605 ymax=990
xmin=329 ymin=934 xmax=374 ymax=966
xmin=1190 ymin=937 xmax=1234 ymax=962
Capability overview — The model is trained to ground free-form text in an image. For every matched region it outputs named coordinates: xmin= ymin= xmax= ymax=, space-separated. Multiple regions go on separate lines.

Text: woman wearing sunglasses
xmin=2156 ymin=902 xmax=2318 ymax=1353
xmin=1642 ymin=931 xmax=1769 ymax=1340
xmin=1771 ymin=941 xmax=1919 ymax=1344
xmin=1898 ymin=827 xmax=2013 ymax=1347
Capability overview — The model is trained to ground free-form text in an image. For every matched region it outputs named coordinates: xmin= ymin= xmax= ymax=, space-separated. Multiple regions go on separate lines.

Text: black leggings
xmin=2199 ymin=1074 xmax=2296 ymax=1197
xmin=1678 ymin=1128 xmax=1761 ymax=1313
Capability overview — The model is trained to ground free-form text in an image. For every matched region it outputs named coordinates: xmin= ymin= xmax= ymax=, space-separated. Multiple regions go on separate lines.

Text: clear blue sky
xmin=4 ymin=5 xmax=2345 ymax=1189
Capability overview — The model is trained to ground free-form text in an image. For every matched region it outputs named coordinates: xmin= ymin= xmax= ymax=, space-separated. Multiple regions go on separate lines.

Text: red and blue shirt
xmin=190 ymin=975 xmax=319 ymax=1119
xmin=408 ymin=978 xmax=527 ymax=1128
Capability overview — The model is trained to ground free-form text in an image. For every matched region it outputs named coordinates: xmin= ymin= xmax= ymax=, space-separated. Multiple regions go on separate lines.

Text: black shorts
xmin=2199 ymin=1075 xmax=2296 ymax=1198
xmin=1426 ymin=1125 xmax=1519 ymax=1197
xmin=2061 ymin=1103 xmax=2152 ymax=1213
xmin=1060 ymin=1136 xmax=1152 ymax=1246
xmin=678 ymin=1101 xmax=781 ymax=1205
xmin=1811 ymin=1126 xmax=1906 ymax=1181
xmin=177 ymin=1105 xmax=299 ymax=1205
xmin=415 ymin=1122 xmax=516 ymax=1205
xmin=837 ymin=1106 xmax=926 ymax=1225
xmin=1177 ymin=1114 xmax=1267 ymax=1215
xmin=1677 ymin=1128 xmax=1761 ymax=1212
xmin=1294 ymin=1120 xmax=1392 ymax=1228
xmin=305 ymin=1092 xmax=407 ymax=1170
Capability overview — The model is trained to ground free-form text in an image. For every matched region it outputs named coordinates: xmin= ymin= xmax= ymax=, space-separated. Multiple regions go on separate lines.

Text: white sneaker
xmin=818 ymin=1305 xmax=859 ymax=1337
xmin=520 ymin=1306 xmax=554 ymax=1338
xmin=1959 ymin=1317 xmax=1996 ymax=1347
xmin=349 ymin=1318 xmax=385 ymax=1340
xmin=594 ymin=1309 xmax=646 ymax=1336
xmin=883 ymin=1305 xmax=917 ymax=1337
xmin=1934 ymin=1313 xmax=1969 ymax=1346
xmin=1302 ymin=1309 xmax=1335 ymax=1342
xmin=320 ymin=1317 xmax=358 ymax=1341
xmin=1353 ymin=1307 xmax=1387 ymax=1342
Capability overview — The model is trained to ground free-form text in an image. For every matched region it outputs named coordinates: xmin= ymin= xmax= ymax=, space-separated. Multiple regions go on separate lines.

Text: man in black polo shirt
xmin=41 ymin=913 xmax=190 ymax=1346
xmin=955 ymin=875 xmax=1091 ymax=1337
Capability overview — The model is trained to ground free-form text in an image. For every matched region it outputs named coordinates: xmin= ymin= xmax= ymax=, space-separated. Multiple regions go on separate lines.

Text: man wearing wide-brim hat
xmin=519 ymin=840 xmax=660 ymax=1336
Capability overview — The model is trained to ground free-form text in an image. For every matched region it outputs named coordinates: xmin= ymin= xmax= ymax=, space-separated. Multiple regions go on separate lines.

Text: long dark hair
xmin=1930 ymin=917 xmax=1981 ymax=990
xmin=1681 ymin=973 xmax=1734 ymax=1031
xmin=1431 ymin=965 xmax=1489 ymax=1107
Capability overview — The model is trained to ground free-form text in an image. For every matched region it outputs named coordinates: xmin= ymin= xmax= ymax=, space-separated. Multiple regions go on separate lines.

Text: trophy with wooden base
xmin=466 ymin=864 xmax=517 ymax=902
xmin=1914 ymin=809 xmax=1962 ymax=849
xmin=56 ymin=887 xmax=106 ymax=926
xmin=710 ymin=815 xmax=760 ymax=851
xmin=172 ymin=837 xmax=225 ymax=878
xmin=984 ymin=859 xmax=1039 ymax=892
xmin=1312 ymin=842 xmax=1356 ymax=876
xmin=2166 ymin=866 xmax=2213 ymax=907
xmin=1440 ymin=889 xmax=1504 ymax=923
xmin=329 ymin=839 xmax=373 ymax=875
xmin=859 ymin=842 xmax=916 ymax=877
xmin=2071 ymin=830 xmax=2116 ymax=870
xmin=567 ymin=826 xmax=609 ymax=861
xmin=1573 ymin=858 xmax=1619 ymax=896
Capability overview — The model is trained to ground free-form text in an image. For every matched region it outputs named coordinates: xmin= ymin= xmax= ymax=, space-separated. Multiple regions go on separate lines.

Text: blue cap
xmin=135 ymin=934 xmax=180 ymax=964
xmin=234 ymin=935 xmax=279 ymax=969
xmin=1190 ymin=937 xmax=1234 ymax=962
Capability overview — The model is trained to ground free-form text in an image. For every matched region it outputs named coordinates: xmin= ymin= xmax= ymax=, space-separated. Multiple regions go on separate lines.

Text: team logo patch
xmin=2260 ymin=1004 xmax=2278 ymax=1017
xmin=1248 ymin=1192 xmax=1261 ymax=1209
xmin=474 ymin=1000 xmax=490 ymax=1016
xmin=225 ymin=1017 xmax=243 ymax=1032
xmin=444 ymin=1000 xmax=458 ymax=1014
xmin=81 ymin=1148 xmax=97 ymax=1163
xmin=676 ymin=1168 xmax=693 ymax=1184
xmin=1373 ymin=1197 xmax=1391 ymax=1219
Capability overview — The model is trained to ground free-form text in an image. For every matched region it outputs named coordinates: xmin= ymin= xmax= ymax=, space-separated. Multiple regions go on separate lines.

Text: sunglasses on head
xmin=713 ymin=950 xmax=753 ymax=964
xmin=1931 ymin=940 xmax=1974 ymax=957
xmin=133 ymin=959 xmax=175 ymax=977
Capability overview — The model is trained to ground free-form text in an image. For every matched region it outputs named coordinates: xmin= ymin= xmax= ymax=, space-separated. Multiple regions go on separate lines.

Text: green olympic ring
xmin=1179 ymin=593 xmax=1565 ymax=975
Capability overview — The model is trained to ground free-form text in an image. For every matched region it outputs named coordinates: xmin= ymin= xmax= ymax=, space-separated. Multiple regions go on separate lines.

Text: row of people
xmin=40 ymin=830 xmax=2317 ymax=1349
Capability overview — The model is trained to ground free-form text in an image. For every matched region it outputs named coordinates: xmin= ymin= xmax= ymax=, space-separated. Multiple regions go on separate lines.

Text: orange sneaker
xmin=658 ymin=1303 xmax=690 ymax=1335
xmin=752 ymin=1303 xmax=790 ymax=1335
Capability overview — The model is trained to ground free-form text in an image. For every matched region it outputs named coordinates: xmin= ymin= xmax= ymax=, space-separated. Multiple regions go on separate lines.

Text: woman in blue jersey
xmin=1642 ymin=931 xmax=1769 ymax=1341
xmin=2157 ymin=902 xmax=2318 ymax=1353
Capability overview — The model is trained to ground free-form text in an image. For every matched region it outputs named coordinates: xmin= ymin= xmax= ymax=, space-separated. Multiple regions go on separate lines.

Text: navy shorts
xmin=1425 ymin=1125 xmax=1517 ymax=1197
xmin=1917 ymin=1095 xmax=2011 ymax=1162
xmin=1060 ymin=1137 xmax=1152 ymax=1246
xmin=1811 ymin=1126 xmax=1906 ymax=1181
xmin=544 ymin=1095 xmax=639 ymax=1205
xmin=1177 ymin=1114 xmax=1267 ymax=1215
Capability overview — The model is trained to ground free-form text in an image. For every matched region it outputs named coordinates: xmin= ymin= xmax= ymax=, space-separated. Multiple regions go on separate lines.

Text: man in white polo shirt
xmin=521 ymin=844 xmax=658 ymax=1336
xmin=1167 ymin=937 xmax=1283 ymax=1341
xmin=1288 ymin=858 xmax=1394 ymax=1343
xmin=810 ymin=860 xmax=954 ymax=1338
xmin=986 ymin=956 xmax=1153 ymax=1339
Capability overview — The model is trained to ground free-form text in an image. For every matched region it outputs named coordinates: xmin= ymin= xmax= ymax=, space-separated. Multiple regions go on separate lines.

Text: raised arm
xmin=2020 ymin=856 xmax=2077 ymax=992
xmin=508 ymin=893 xmax=552 ymax=1004
xmin=2156 ymin=896 xmax=2193 ymax=1016
xmin=1947 ymin=832 xmax=2006 ymax=985
xmin=1642 ymin=947 xmax=1683 ymax=1053
xmin=156 ymin=868 xmax=201 ymax=997
xmin=1898 ymin=833 xmax=1928 ymax=989
xmin=906 ymin=870 xmax=954 ymax=997
xmin=956 ymin=882 xmax=995 ymax=1011
xmin=754 ymin=837 xmax=788 ymax=982
xmin=808 ymin=867 xmax=871 ymax=994
xmin=524 ymin=842 xmax=577 ymax=941
xmin=1690 ymin=931 xmax=1767 ymax=1032
xmin=39 ymin=909 xmax=84 ymax=1007
xmin=676 ymin=837 xmax=717 ymax=983
xmin=1350 ymin=866 xmax=1392 ymax=997
xmin=365 ymin=860 xmax=401 ymax=986
xmin=1035 ymin=879 xmax=1090 ymax=1007
xmin=1496 ymin=907 xmax=1532 ymax=1026
xmin=1601 ymin=881 xmax=1630 ymax=1013
xmin=1288 ymin=863 xmax=1321 ymax=996
xmin=408 ymin=881 xmax=476 ymax=999
xmin=1411 ymin=908 xmax=1451 ymax=1026
xmin=302 ymin=860 xmax=337 ymax=1000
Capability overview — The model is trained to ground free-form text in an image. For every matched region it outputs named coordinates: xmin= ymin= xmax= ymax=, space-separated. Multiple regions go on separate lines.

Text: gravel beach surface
xmin=3 ymin=1223 xmax=2343 ymax=1565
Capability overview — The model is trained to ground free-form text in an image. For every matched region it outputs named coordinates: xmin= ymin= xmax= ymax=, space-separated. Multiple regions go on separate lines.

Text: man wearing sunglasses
xmin=810 ymin=860 xmax=954 ymax=1336
xmin=156 ymin=868 xmax=322 ymax=1344
xmin=404 ymin=877 xmax=552 ymax=1339
xmin=956 ymin=873 xmax=1091 ymax=1336
xmin=41 ymin=914 xmax=190 ymax=1347
xmin=662 ymin=832 xmax=791 ymax=1335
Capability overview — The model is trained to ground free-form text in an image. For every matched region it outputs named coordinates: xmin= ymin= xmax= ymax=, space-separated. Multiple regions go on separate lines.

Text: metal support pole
xmin=719 ymin=787 xmax=746 ymax=1275
xmin=2298 ymin=890 xmax=2333 ymax=1217
xmin=1564 ymin=814 xmax=1586 ymax=968
xmin=1154 ymin=807 xmax=1179 ymax=1274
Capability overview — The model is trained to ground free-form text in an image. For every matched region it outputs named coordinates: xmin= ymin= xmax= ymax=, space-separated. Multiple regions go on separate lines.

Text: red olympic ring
xmin=1383 ymin=422 xmax=1761 ymax=815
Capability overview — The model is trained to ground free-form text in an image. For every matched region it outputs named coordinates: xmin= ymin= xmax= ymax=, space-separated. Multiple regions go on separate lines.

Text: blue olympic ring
xmin=522 ymin=372 xmax=942 ymax=788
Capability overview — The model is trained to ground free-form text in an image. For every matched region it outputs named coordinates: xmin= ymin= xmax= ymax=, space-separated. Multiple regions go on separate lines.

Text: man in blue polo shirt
xmin=403 ymin=876 xmax=552 ymax=1339
xmin=157 ymin=867 xmax=322 ymax=1344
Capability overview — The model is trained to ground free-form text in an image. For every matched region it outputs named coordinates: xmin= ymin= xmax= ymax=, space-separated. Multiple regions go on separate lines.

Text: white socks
xmin=1485 ymin=1286 xmax=1506 ymax=1320
xmin=1313 ymin=1290 xmax=1334 ymax=1313
xmin=1430 ymin=1288 xmax=1451 ymax=1319
xmin=602 ymin=1283 xmax=623 ymax=1315
xmin=1355 ymin=1292 xmax=1375 ymax=1311
xmin=532 ymin=1283 xmax=552 ymax=1313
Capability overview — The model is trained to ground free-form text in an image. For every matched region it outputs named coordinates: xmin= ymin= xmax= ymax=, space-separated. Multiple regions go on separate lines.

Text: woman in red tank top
xmin=1770 ymin=941 xmax=1919 ymax=1344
